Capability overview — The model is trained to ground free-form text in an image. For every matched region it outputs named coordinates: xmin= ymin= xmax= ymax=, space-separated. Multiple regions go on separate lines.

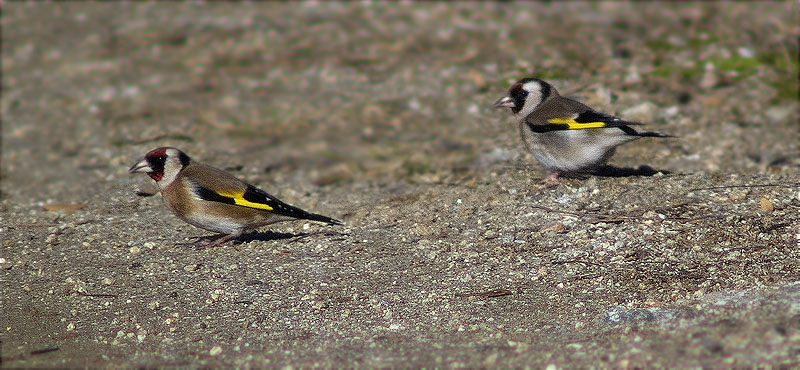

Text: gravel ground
xmin=2 ymin=2 xmax=799 ymax=368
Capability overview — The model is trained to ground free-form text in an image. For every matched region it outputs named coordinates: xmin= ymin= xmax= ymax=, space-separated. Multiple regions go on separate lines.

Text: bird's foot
xmin=205 ymin=232 xmax=240 ymax=247
xmin=539 ymin=172 xmax=562 ymax=186
xmin=178 ymin=233 xmax=241 ymax=248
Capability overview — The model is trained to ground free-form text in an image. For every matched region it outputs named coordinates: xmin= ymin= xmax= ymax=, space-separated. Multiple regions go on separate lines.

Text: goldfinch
xmin=494 ymin=77 xmax=671 ymax=181
xmin=129 ymin=147 xmax=340 ymax=246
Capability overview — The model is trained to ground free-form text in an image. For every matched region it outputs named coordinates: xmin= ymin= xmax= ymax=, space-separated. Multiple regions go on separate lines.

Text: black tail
xmin=302 ymin=212 xmax=342 ymax=226
xmin=275 ymin=202 xmax=341 ymax=225
xmin=242 ymin=184 xmax=341 ymax=225
xmin=618 ymin=125 xmax=673 ymax=138
xmin=636 ymin=131 xmax=674 ymax=138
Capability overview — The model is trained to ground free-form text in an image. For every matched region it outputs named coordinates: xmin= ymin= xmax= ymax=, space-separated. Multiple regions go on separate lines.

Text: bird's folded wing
xmin=546 ymin=109 xmax=641 ymax=130
xmin=182 ymin=163 xmax=331 ymax=221
xmin=178 ymin=164 xmax=271 ymax=211
xmin=192 ymin=181 xmax=328 ymax=223
xmin=193 ymin=185 xmax=275 ymax=211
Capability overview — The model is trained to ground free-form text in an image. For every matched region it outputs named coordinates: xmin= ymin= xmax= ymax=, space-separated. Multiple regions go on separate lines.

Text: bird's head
xmin=494 ymin=77 xmax=555 ymax=117
xmin=129 ymin=147 xmax=191 ymax=189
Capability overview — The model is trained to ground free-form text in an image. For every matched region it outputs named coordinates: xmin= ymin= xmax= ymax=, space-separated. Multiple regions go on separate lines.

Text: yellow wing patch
xmin=548 ymin=118 xmax=607 ymax=130
xmin=216 ymin=190 xmax=274 ymax=211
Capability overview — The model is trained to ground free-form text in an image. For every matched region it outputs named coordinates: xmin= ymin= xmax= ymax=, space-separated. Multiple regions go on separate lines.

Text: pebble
xmin=661 ymin=106 xmax=679 ymax=119
xmin=541 ymin=222 xmax=565 ymax=233
xmin=699 ymin=62 xmax=718 ymax=89
xmin=760 ymin=197 xmax=774 ymax=212
xmin=737 ymin=47 xmax=754 ymax=58
xmin=621 ymin=102 xmax=658 ymax=123
xmin=766 ymin=106 xmax=792 ymax=123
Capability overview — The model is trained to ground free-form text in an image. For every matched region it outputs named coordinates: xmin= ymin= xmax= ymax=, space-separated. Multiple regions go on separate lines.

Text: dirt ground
xmin=2 ymin=2 xmax=799 ymax=368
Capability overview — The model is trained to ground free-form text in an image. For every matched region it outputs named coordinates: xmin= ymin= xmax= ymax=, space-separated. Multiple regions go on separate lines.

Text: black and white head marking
xmin=142 ymin=147 xmax=191 ymax=188
xmin=508 ymin=77 xmax=553 ymax=117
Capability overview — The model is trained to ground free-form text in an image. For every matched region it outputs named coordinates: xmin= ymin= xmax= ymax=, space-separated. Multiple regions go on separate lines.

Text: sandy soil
xmin=2 ymin=2 xmax=799 ymax=367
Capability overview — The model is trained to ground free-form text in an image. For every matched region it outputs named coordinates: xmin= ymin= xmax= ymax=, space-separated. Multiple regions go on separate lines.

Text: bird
xmin=494 ymin=77 xmax=671 ymax=182
xmin=129 ymin=147 xmax=341 ymax=246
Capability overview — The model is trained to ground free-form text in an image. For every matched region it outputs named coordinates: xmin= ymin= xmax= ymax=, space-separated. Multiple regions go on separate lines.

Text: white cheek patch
xmin=517 ymin=81 xmax=545 ymax=118
xmin=521 ymin=81 xmax=541 ymax=94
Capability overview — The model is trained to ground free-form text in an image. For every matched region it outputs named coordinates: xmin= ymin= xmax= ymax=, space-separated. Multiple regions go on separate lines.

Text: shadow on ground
xmin=592 ymin=165 xmax=672 ymax=178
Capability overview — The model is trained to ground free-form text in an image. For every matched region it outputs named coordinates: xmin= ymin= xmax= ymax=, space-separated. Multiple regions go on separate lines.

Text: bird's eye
xmin=519 ymin=90 xmax=528 ymax=98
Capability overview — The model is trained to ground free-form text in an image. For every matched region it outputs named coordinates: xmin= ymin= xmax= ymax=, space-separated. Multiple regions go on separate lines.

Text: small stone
xmin=661 ymin=106 xmax=679 ymax=119
xmin=760 ymin=197 xmax=774 ymax=212
xmin=737 ymin=47 xmax=754 ymax=58
xmin=766 ymin=106 xmax=792 ymax=123
xmin=699 ymin=62 xmax=718 ymax=89
xmin=541 ymin=222 xmax=565 ymax=233
xmin=129 ymin=246 xmax=140 ymax=254
xmin=621 ymin=102 xmax=658 ymax=123
xmin=728 ymin=191 xmax=747 ymax=202
xmin=210 ymin=346 xmax=222 ymax=356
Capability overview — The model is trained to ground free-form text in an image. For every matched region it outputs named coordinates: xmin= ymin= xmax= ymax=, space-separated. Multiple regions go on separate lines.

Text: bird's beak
xmin=129 ymin=159 xmax=153 ymax=174
xmin=494 ymin=96 xmax=515 ymax=109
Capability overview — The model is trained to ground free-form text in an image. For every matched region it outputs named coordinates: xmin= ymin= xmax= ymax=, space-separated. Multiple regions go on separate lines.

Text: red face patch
xmin=144 ymin=148 xmax=168 ymax=182
xmin=148 ymin=171 xmax=163 ymax=182
xmin=145 ymin=147 xmax=168 ymax=159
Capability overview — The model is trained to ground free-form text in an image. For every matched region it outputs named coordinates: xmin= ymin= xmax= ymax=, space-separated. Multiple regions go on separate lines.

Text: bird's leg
xmin=540 ymin=172 xmax=561 ymax=185
xmin=210 ymin=231 xmax=242 ymax=247
xmin=202 ymin=231 xmax=242 ymax=247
